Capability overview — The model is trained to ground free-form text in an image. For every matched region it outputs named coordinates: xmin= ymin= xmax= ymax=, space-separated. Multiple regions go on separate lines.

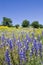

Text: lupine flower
xmin=1 ymin=33 xmax=5 ymax=42
xmin=16 ymin=38 xmax=23 ymax=49
xmin=9 ymin=39 xmax=13 ymax=49
xmin=26 ymin=34 xmax=31 ymax=43
xmin=23 ymin=40 xmax=29 ymax=51
xmin=19 ymin=48 xmax=26 ymax=60
xmin=18 ymin=48 xmax=26 ymax=65
xmin=38 ymin=42 xmax=42 ymax=58
xmin=42 ymin=31 xmax=43 ymax=36
xmin=31 ymin=47 xmax=34 ymax=56
xmin=0 ymin=31 xmax=43 ymax=65
xmin=33 ymin=39 xmax=38 ymax=56
xmin=5 ymin=49 xmax=11 ymax=65
xmin=7 ymin=39 xmax=13 ymax=49
xmin=38 ymin=42 xmax=42 ymax=52
xmin=7 ymin=38 xmax=10 ymax=44
xmin=12 ymin=33 xmax=16 ymax=43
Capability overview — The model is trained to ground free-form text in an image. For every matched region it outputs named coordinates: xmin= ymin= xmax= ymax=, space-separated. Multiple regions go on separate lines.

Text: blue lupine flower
xmin=12 ymin=33 xmax=16 ymax=43
xmin=19 ymin=48 xmax=26 ymax=60
xmin=38 ymin=42 xmax=42 ymax=51
xmin=5 ymin=49 xmax=11 ymax=65
xmin=31 ymin=47 xmax=34 ymax=54
xmin=30 ymin=46 xmax=35 ymax=57
xmin=26 ymin=34 xmax=31 ymax=43
xmin=33 ymin=39 xmax=37 ymax=48
xmin=23 ymin=39 xmax=29 ymax=51
xmin=38 ymin=42 xmax=42 ymax=58
xmin=7 ymin=39 xmax=13 ymax=49
xmin=7 ymin=38 xmax=10 ymax=43
xmin=16 ymin=38 xmax=23 ymax=49
xmin=1 ymin=33 xmax=5 ymax=42
xmin=23 ymin=46 xmax=26 ymax=53
xmin=42 ymin=31 xmax=43 ymax=36
xmin=9 ymin=39 xmax=13 ymax=49
xmin=33 ymin=39 xmax=38 ymax=56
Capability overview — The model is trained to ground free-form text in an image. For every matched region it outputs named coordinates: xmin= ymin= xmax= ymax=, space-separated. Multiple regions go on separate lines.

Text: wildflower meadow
xmin=0 ymin=27 xmax=43 ymax=65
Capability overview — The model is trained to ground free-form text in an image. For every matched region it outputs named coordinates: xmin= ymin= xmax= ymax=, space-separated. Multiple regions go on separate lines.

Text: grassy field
xmin=0 ymin=26 xmax=43 ymax=65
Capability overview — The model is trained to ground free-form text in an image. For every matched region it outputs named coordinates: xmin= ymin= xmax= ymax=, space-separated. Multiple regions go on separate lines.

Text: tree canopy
xmin=31 ymin=21 xmax=39 ymax=28
xmin=22 ymin=20 xmax=30 ymax=27
xmin=2 ymin=17 xmax=12 ymax=27
xmin=1 ymin=17 xmax=43 ymax=28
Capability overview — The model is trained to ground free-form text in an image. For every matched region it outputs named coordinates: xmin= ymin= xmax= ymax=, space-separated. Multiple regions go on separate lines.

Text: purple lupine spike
xmin=6 ymin=38 xmax=13 ymax=49
xmin=16 ymin=38 xmax=23 ymax=50
xmin=12 ymin=33 xmax=16 ymax=42
xmin=19 ymin=48 xmax=26 ymax=61
xmin=7 ymin=38 xmax=10 ymax=43
xmin=23 ymin=40 xmax=29 ymax=51
xmin=5 ymin=49 xmax=11 ymax=65
xmin=19 ymin=48 xmax=26 ymax=65
xmin=35 ymin=46 xmax=38 ymax=56
xmin=30 ymin=46 xmax=34 ymax=57
xmin=26 ymin=34 xmax=31 ymax=43
xmin=23 ymin=46 xmax=26 ymax=53
xmin=31 ymin=47 xmax=34 ymax=54
xmin=33 ymin=39 xmax=37 ymax=48
xmin=42 ymin=31 xmax=43 ymax=36
xmin=1 ymin=33 xmax=5 ymax=42
xmin=38 ymin=42 xmax=42 ymax=58
xmin=38 ymin=42 xmax=42 ymax=51
xmin=9 ymin=39 xmax=13 ymax=49
xmin=33 ymin=39 xmax=38 ymax=56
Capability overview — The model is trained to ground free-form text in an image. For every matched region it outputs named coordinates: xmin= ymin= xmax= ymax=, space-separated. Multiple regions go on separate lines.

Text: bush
xmin=31 ymin=21 xmax=39 ymax=28
xmin=39 ymin=24 xmax=43 ymax=28
xmin=15 ymin=24 xmax=20 ymax=29
xmin=22 ymin=20 xmax=30 ymax=27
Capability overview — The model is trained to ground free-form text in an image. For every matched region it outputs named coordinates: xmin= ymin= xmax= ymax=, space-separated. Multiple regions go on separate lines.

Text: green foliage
xmin=1 ymin=17 xmax=43 ymax=28
xmin=39 ymin=24 xmax=43 ymax=28
xmin=2 ymin=17 xmax=12 ymax=27
xmin=15 ymin=24 xmax=20 ymax=29
xmin=22 ymin=20 xmax=30 ymax=27
xmin=31 ymin=21 xmax=39 ymax=28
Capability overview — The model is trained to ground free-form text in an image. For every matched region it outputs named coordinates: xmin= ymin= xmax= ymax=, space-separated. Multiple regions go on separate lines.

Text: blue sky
xmin=0 ymin=0 xmax=43 ymax=25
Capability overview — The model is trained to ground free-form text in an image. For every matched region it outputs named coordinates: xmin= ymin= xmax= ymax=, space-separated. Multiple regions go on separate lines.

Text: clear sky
xmin=0 ymin=0 xmax=43 ymax=25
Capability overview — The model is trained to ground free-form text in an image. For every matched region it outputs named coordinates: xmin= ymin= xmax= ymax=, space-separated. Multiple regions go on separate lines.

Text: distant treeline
xmin=0 ymin=17 xmax=43 ymax=28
